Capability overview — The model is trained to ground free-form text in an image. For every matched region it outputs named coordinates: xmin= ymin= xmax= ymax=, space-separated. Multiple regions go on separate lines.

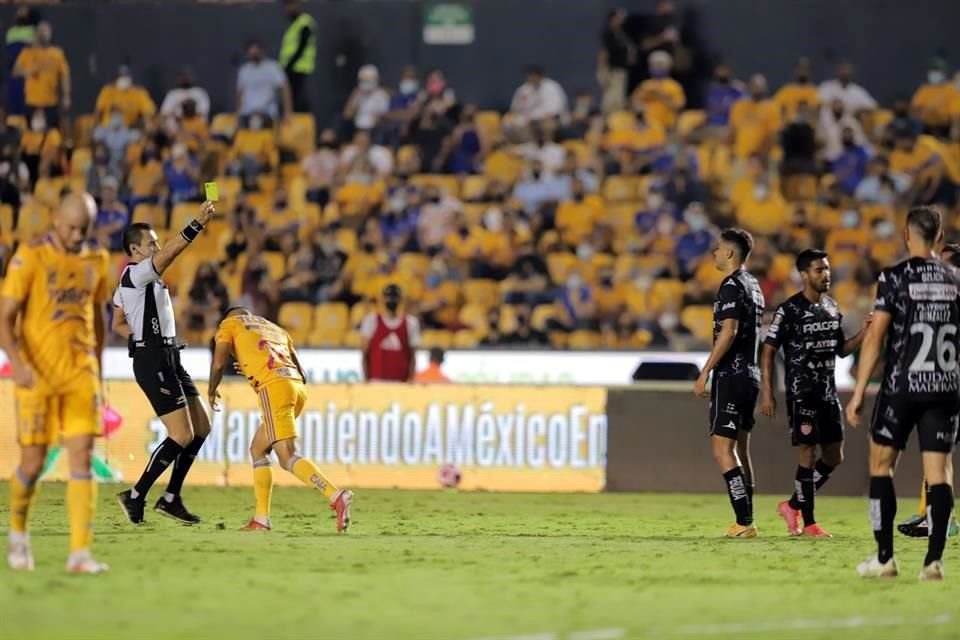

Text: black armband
xmin=180 ymin=219 xmax=205 ymax=243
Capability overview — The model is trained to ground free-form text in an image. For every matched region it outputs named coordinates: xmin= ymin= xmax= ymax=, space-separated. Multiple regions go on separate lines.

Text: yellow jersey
xmin=215 ymin=314 xmax=303 ymax=392
xmin=0 ymin=236 xmax=110 ymax=386
xmin=16 ymin=45 xmax=69 ymax=108
xmin=95 ymin=85 xmax=156 ymax=127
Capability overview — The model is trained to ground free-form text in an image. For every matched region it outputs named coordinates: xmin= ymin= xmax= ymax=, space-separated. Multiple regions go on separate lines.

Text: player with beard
xmin=761 ymin=249 xmax=871 ymax=537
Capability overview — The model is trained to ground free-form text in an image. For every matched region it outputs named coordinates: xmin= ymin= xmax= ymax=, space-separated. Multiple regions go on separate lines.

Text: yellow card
xmin=204 ymin=182 xmax=219 ymax=202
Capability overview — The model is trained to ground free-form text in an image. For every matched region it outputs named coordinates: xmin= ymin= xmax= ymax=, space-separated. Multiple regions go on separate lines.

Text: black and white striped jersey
xmin=113 ymin=258 xmax=177 ymax=346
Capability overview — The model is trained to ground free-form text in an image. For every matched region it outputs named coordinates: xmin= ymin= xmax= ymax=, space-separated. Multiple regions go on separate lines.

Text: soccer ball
xmin=436 ymin=463 xmax=462 ymax=488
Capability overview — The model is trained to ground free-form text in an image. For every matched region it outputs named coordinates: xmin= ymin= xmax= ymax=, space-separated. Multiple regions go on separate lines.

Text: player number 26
xmin=908 ymin=322 xmax=958 ymax=372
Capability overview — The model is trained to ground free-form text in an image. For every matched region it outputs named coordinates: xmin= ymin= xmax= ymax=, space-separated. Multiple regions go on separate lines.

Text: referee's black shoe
xmin=154 ymin=495 xmax=201 ymax=525
xmin=116 ymin=490 xmax=145 ymax=525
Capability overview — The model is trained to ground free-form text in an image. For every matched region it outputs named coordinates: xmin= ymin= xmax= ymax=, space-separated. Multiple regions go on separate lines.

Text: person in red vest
xmin=361 ymin=284 xmax=420 ymax=382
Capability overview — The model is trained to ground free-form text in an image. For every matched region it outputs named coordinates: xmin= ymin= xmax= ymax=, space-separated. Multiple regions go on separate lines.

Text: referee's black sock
xmin=723 ymin=467 xmax=753 ymax=526
xmin=869 ymin=476 xmax=897 ymax=564
xmin=788 ymin=459 xmax=834 ymax=510
xmin=924 ymin=483 xmax=954 ymax=566
xmin=795 ymin=466 xmax=815 ymax=525
xmin=132 ymin=438 xmax=184 ymax=500
xmin=164 ymin=435 xmax=207 ymax=500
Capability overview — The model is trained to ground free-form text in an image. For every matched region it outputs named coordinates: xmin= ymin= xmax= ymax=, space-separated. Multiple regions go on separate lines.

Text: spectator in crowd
xmin=779 ymin=101 xmax=817 ymax=177
xmin=774 ymin=57 xmax=819 ymax=121
xmin=339 ymin=130 xmax=393 ymax=179
xmin=635 ymin=0 xmax=681 ymax=88
xmin=92 ymin=106 xmax=138 ymax=175
xmin=164 ymin=142 xmax=200 ymax=204
xmin=819 ymin=97 xmax=868 ymax=164
xmin=703 ymin=63 xmax=745 ymax=133
xmin=777 ymin=204 xmax=814 ymax=256
xmin=513 ymin=159 xmax=572 ymax=214
xmin=302 ymin=129 xmax=339 ymax=207
xmin=241 ymin=251 xmax=278 ymax=319
xmin=503 ymin=240 xmax=552 ymax=306
xmin=5 ymin=7 xmax=37 ymax=117
xmin=310 ymin=227 xmax=348 ymax=303
xmin=631 ymin=51 xmax=685 ymax=130
xmin=561 ymin=91 xmax=598 ymax=141
xmin=421 ymin=69 xmax=457 ymax=117
xmin=94 ymin=177 xmax=129 ymax=252
xmin=556 ymin=177 xmax=604 ymax=246
xmin=509 ymin=65 xmax=569 ymax=133
xmin=417 ymin=184 xmax=461 ymax=252
xmin=518 ymin=118 xmax=566 ymax=175
xmin=729 ymin=74 xmax=780 ymax=160
xmin=343 ymin=64 xmax=390 ymax=137
xmin=278 ymin=237 xmax=318 ymax=303
xmin=384 ymin=66 xmax=422 ymax=142
xmin=410 ymin=104 xmax=454 ymax=172
xmin=127 ymin=140 xmax=164 ymax=206
xmin=818 ymin=61 xmax=877 ymax=117
xmin=439 ymin=104 xmax=482 ymax=174
xmin=228 ymin=113 xmax=276 ymax=189
xmin=414 ymin=348 xmax=452 ymax=383
xmin=279 ymin=0 xmax=317 ymax=113
xmin=479 ymin=308 xmax=505 ymax=346
xmin=184 ymin=261 xmax=230 ymax=334
xmin=676 ymin=202 xmax=713 ymax=278
xmin=868 ymin=217 xmax=901 ymax=266
xmin=597 ymin=8 xmax=636 ymax=113
xmin=21 ymin=109 xmax=62 ymax=184
xmin=889 ymin=126 xmax=954 ymax=206
xmin=886 ymin=96 xmax=923 ymax=141
xmin=13 ymin=21 xmax=69 ymax=129
xmin=176 ymin=99 xmax=209 ymax=156
xmin=86 ymin=142 xmax=118 ymax=201
xmin=95 ymin=66 xmax=155 ymax=128
xmin=911 ymin=57 xmax=959 ymax=138
xmin=237 ymin=39 xmax=292 ymax=126
xmin=664 ymin=166 xmax=707 ymax=213
xmin=854 ymin=156 xmax=908 ymax=205
xmin=560 ymin=272 xmax=597 ymax=330
xmin=0 ymin=108 xmax=23 ymax=174
xmin=832 ymin=126 xmax=872 ymax=195
xmin=160 ymin=69 xmax=210 ymax=120
xmin=732 ymin=158 xmax=788 ymax=235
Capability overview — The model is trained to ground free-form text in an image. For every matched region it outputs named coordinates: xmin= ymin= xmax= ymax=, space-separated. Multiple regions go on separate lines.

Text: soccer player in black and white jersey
xmin=760 ymin=249 xmax=871 ymax=538
xmin=694 ymin=228 xmax=765 ymax=538
xmin=847 ymin=206 xmax=960 ymax=580
xmin=112 ymin=201 xmax=217 ymax=526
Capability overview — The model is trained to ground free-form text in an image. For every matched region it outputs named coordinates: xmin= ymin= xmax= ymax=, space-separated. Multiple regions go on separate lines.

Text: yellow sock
xmin=252 ymin=459 xmax=274 ymax=520
xmin=66 ymin=475 xmax=96 ymax=553
xmin=918 ymin=479 xmax=928 ymax=517
xmin=289 ymin=456 xmax=337 ymax=500
xmin=9 ymin=469 xmax=40 ymax=534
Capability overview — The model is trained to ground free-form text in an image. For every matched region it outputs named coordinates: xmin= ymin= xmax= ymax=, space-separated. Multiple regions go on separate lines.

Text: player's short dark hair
xmin=796 ymin=249 xmax=828 ymax=273
xmin=948 ymin=253 xmax=960 ymax=269
xmin=429 ymin=347 xmax=445 ymax=364
xmin=122 ymin=223 xmax=152 ymax=257
xmin=906 ymin=206 xmax=942 ymax=245
xmin=720 ymin=228 xmax=753 ymax=262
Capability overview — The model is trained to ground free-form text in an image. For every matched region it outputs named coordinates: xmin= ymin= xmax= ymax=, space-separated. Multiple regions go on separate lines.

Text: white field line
xmin=469 ymin=629 xmax=625 ymax=640
xmin=648 ymin=613 xmax=953 ymax=636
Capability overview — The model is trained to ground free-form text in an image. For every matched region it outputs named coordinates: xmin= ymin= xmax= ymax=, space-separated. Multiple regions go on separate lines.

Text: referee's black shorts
xmin=133 ymin=347 xmax=200 ymax=417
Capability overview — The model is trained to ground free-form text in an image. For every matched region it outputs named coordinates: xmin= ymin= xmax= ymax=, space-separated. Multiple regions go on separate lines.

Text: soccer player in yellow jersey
xmin=1 ymin=193 xmax=110 ymax=574
xmin=209 ymin=307 xmax=353 ymax=532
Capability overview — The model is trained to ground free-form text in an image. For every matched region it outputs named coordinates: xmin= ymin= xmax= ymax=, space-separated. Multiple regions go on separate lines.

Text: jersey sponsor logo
xmin=908 ymin=282 xmax=958 ymax=301
xmin=802 ymin=320 xmax=840 ymax=333
xmin=802 ymin=310 xmax=815 ymax=319
xmin=721 ymin=301 xmax=737 ymax=311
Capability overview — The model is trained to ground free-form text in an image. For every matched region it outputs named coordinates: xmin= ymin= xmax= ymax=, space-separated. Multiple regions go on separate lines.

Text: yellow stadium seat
xmin=498 ymin=305 xmax=519 ymax=334
xmin=15 ymin=204 xmax=50 ymax=242
xmin=277 ymin=302 xmax=313 ymax=344
xmin=33 ymin=177 xmax=65 ymax=209
xmin=462 ymin=203 xmax=487 ymax=225
xmin=650 ymin=279 xmax=685 ymax=312
xmin=211 ymin=113 xmax=238 ymax=139
xmin=261 ymin=252 xmax=286 ymax=281
xmin=568 ymin=330 xmax=600 ymax=350
xmin=607 ymin=110 xmax=636 ymax=132
xmin=461 ymin=175 xmax=488 ymax=201
xmin=864 ymin=109 xmax=893 ymax=138
xmin=310 ymin=302 xmax=349 ymax=347
xmin=474 ymin=111 xmax=502 ymax=141
xmin=0 ymin=204 xmax=13 ymax=238
xmin=681 ymin=305 xmax=714 ymax=342
xmin=463 ymin=279 xmax=499 ymax=307
xmin=215 ymin=176 xmax=242 ymax=208
xmin=71 ymin=147 xmax=92 ymax=177
xmin=861 ymin=204 xmax=894 ymax=225
xmin=397 ymin=253 xmax=430 ymax=278
xmin=349 ymin=301 xmax=373 ymax=328
xmin=563 ymin=140 xmax=591 ymax=165
xmin=132 ymin=204 xmax=166 ymax=229
xmin=530 ymin=304 xmax=556 ymax=331
xmin=421 ymin=329 xmax=454 ymax=349
xmin=171 ymin=202 xmax=203 ymax=230
xmin=336 ymin=227 xmax=358 ymax=254
xmin=549 ymin=331 xmax=569 ymax=349
xmin=603 ymin=176 xmax=640 ymax=202
xmin=454 ymin=331 xmax=480 ymax=348
xmin=278 ymin=113 xmax=316 ymax=159
xmin=343 ymin=330 xmax=363 ymax=349
xmin=257 ymin=174 xmax=278 ymax=195
xmin=676 ymin=109 xmax=706 ymax=138
xmin=770 ymin=254 xmax=795 ymax=283
xmin=458 ymin=304 xmax=489 ymax=333
xmin=607 ymin=202 xmax=641 ymax=231
xmin=547 ymin=252 xmax=577 ymax=284
xmin=72 ymin=114 xmax=96 ymax=147
xmin=411 ymin=174 xmax=460 ymax=198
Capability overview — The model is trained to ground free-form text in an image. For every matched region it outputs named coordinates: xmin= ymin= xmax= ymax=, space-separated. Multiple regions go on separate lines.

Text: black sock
xmin=869 ymin=476 xmax=897 ymax=564
xmin=924 ymin=483 xmax=954 ymax=566
xmin=164 ymin=436 xmax=206 ymax=499
xmin=723 ymin=467 xmax=753 ymax=526
xmin=813 ymin=459 xmax=834 ymax=491
xmin=795 ymin=466 xmax=815 ymax=525
xmin=133 ymin=438 xmax=184 ymax=500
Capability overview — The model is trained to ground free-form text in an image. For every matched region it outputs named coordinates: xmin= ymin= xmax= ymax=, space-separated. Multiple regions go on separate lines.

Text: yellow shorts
xmin=15 ymin=374 xmax=102 ymax=446
xmin=258 ymin=380 xmax=306 ymax=444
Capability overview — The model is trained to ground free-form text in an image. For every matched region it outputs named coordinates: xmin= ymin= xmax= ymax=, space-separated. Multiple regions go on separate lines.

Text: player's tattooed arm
xmin=839 ymin=312 xmax=874 ymax=357
xmin=759 ymin=343 xmax=778 ymax=418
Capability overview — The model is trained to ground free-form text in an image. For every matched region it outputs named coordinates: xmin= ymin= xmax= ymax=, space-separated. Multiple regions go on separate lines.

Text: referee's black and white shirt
xmin=113 ymin=258 xmax=177 ymax=349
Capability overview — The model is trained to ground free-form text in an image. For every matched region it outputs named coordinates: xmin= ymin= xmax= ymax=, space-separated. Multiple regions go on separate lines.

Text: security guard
xmin=280 ymin=0 xmax=317 ymax=113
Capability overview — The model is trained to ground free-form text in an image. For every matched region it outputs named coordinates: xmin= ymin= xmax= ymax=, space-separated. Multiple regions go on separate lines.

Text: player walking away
xmin=361 ymin=284 xmax=421 ymax=382
xmin=1 ymin=194 xmax=111 ymax=574
xmin=847 ymin=206 xmax=959 ymax=581
xmin=760 ymin=249 xmax=871 ymax=538
xmin=113 ymin=201 xmax=216 ymax=526
xmin=208 ymin=307 xmax=353 ymax=532
xmin=899 ymin=242 xmax=960 ymax=539
xmin=694 ymin=228 xmax=765 ymax=538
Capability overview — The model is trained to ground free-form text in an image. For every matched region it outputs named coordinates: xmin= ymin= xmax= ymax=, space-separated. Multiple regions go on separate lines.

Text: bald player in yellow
xmin=1 ymin=193 xmax=111 ymax=574
xmin=208 ymin=307 xmax=354 ymax=533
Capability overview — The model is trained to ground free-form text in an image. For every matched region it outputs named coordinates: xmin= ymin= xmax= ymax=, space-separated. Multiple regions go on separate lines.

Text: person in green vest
xmin=280 ymin=0 xmax=317 ymax=113
xmin=5 ymin=6 xmax=37 ymax=116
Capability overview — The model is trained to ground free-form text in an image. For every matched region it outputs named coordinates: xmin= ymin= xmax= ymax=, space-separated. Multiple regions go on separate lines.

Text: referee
xmin=112 ymin=200 xmax=216 ymax=525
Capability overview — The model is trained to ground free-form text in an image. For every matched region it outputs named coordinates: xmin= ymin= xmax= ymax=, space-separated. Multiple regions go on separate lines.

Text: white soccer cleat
xmin=919 ymin=560 xmax=945 ymax=581
xmin=7 ymin=533 xmax=34 ymax=571
xmin=65 ymin=550 xmax=109 ymax=575
xmin=857 ymin=554 xmax=899 ymax=579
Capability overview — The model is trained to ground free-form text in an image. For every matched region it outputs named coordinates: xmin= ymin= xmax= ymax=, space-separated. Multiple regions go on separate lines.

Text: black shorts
xmin=133 ymin=347 xmax=200 ymax=417
xmin=787 ymin=395 xmax=844 ymax=447
xmin=709 ymin=376 xmax=758 ymax=440
xmin=870 ymin=392 xmax=960 ymax=453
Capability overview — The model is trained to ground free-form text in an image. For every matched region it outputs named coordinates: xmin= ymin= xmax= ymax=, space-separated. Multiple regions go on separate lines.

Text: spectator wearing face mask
xmin=911 ymin=58 xmax=960 ymax=138
xmin=779 ymin=101 xmax=817 ymax=179
xmin=343 ymin=65 xmax=390 ymax=137
xmin=95 ymin=66 xmax=155 ymax=128
xmin=560 ymin=272 xmax=598 ymax=331
xmin=631 ymin=51 xmax=684 ymax=130
xmin=160 ymin=69 xmax=210 ymax=120
xmin=176 ymin=99 xmax=209 ymax=156
xmin=21 ymin=109 xmax=62 ymax=184
xmin=5 ymin=7 xmax=37 ymax=117
xmin=556 ymin=178 xmax=605 ymax=247
xmin=416 ymin=185 xmax=461 ymax=252
xmin=301 ymin=129 xmax=340 ymax=207
xmin=889 ymin=126 xmax=956 ymax=206
xmin=517 ymin=118 xmax=566 ymax=175
xmin=92 ymin=106 xmax=139 ymax=175
xmin=164 ymin=142 xmax=200 ymax=204
xmin=228 ymin=113 xmax=278 ymax=190
xmin=439 ymin=105 xmax=482 ymax=174
xmin=825 ymin=208 xmax=867 ymax=258
xmin=831 ymin=126 xmax=872 ymax=195
xmin=773 ymin=58 xmax=819 ymax=122
xmin=819 ymin=97 xmax=868 ymax=163
xmin=732 ymin=165 xmax=788 ymax=235
xmin=509 ymin=65 xmax=569 ymax=133
xmin=85 ymin=142 xmax=118 ymax=201
xmin=885 ymin=96 xmax=923 ymax=142
xmin=512 ymin=160 xmax=572 ymax=215
xmin=854 ymin=156 xmax=909 ymax=205
xmin=309 ymin=227 xmax=348 ymax=303
xmin=94 ymin=177 xmax=129 ymax=252
xmin=818 ymin=61 xmax=876 ymax=117
xmin=704 ymin=63 xmax=745 ymax=132
xmin=729 ymin=74 xmax=781 ymax=160
xmin=13 ymin=21 xmax=69 ymax=129
xmin=237 ymin=40 xmax=292 ymax=127
xmin=128 ymin=142 xmax=164 ymax=207
xmin=868 ymin=218 xmax=901 ymax=266
xmin=675 ymin=203 xmax=713 ymax=278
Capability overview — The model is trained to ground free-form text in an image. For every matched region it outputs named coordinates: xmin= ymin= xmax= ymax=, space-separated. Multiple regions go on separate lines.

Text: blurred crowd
xmin=1 ymin=1 xmax=960 ymax=350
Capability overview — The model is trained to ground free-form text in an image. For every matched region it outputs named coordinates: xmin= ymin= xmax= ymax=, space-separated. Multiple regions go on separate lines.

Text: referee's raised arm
xmin=142 ymin=200 xmax=216 ymax=275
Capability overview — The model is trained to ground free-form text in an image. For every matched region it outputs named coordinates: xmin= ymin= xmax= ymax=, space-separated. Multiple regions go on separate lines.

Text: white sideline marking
xmin=650 ymin=614 xmax=953 ymax=636
xmin=469 ymin=629 xmax=624 ymax=640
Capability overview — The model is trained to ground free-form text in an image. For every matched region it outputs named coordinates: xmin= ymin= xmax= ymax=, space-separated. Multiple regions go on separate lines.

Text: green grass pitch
xmin=1 ymin=483 xmax=958 ymax=639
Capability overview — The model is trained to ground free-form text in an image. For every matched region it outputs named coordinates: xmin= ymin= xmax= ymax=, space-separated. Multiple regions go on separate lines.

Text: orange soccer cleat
xmin=777 ymin=500 xmax=803 ymax=536
xmin=801 ymin=523 xmax=833 ymax=538
xmin=330 ymin=489 xmax=354 ymax=533
xmin=240 ymin=519 xmax=272 ymax=532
